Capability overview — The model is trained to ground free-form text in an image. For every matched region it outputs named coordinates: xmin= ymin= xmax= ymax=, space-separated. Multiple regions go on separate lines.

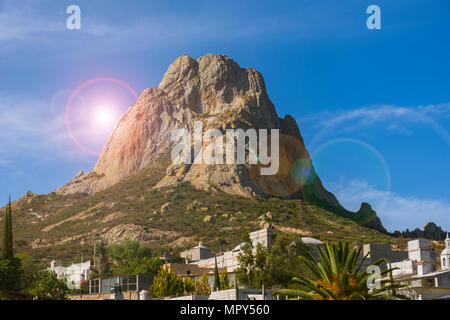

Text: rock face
xmin=393 ymin=222 xmax=448 ymax=240
xmin=356 ymin=202 xmax=388 ymax=234
xmin=56 ymin=54 xmax=341 ymax=209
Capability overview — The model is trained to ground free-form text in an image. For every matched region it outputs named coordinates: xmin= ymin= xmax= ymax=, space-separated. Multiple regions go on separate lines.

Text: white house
xmin=386 ymin=235 xmax=450 ymax=300
xmin=183 ymin=227 xmax=272 ymax=272
xmin=49 ymin=260 xmax=93 ymax=289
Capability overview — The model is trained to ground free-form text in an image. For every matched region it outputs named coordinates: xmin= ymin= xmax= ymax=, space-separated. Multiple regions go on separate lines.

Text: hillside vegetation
xmin=0 ymin=162 xmax=418 ymax=265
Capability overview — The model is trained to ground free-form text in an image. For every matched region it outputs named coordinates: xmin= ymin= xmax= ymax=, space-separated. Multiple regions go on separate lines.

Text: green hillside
xmin=0 ymin=161 xmax=416 ymax=265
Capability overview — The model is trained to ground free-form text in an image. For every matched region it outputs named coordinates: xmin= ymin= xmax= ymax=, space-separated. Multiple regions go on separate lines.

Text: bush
xmin=0 ymin=256 xmax=21 ymax=291
xmin=29 ymin=270 xmax=68 ymax=300
xmin=151 ymin=263 xmax=184 ymax=298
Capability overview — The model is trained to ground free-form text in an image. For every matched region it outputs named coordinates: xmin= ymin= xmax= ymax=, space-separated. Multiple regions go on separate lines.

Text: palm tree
xmin=274 ymin=241 xmax=406 ymax=300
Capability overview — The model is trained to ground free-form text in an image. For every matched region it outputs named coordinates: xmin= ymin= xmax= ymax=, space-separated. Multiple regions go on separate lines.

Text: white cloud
xmin=0 ymin=1 xmax=356 ymax=54
xmin=0 ymin=3 xmax=62 ymax=42
xmin=0 ymin=93 xmax=90 ymax=165
xmin=321 ymin=103 xmax=450 ymax=128
xmin=298 ymin=103 xmax=450 ymax=148
xmin=328 ymin=179 xmax=450 ymax=232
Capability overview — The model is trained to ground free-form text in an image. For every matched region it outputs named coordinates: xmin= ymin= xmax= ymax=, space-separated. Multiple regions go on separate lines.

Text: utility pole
xmin=94 ymin=242 xmax=97 ymax=269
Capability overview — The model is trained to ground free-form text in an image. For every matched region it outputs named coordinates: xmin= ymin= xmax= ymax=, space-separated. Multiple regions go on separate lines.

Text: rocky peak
xmin=393 ymin=222 xmax=448 ymax=241
xmin=55 ymin=54 xmax=342 ymax=211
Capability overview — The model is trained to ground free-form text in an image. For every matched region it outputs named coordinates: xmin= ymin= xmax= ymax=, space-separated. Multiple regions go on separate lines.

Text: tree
xmin=220 ymin=269 xmax=230 ymax=290
xmin=236 ymin=242 xmax=270 ymax=288
xmin=265 ymin=233 xmax=312 ymax=287
xmin=151 ymin=263 xmax=184 ymax=298
xmin=16 ymin=253 xmax=41 ymax=291
xmin=132 ymin=256 xmax=163 ymax=275
xmin=194 ymin=274 xmax=210 ymax=296
xmin=274 ymin=241 xmax=407 ymax=300
xmin=97 ymin=241 xmax=111 ymax=276
xmin=30 ymin=270 xmax=68 ymax=300
xmin=0 ymin=257 xmax=21 ymax=291
xmin=183 ymin=276 xmax=195 ymax=295
xmin=0 ymin=196 xmax=21 ymax=292
xmin=90 ymin=241 xmax=110 ymax=278
xmin=213 ymin=258 xmax=221 ymax=292
xmin=1 ymin=196 xmax=13 ymax=259
xmin=109 ymin=239 xmax=161 ymax=276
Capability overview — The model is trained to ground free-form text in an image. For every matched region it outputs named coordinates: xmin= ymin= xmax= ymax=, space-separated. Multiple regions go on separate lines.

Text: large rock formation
xmin=356 ymin=202 xmax=388 ymax=234
xmin=57 ymin=54 xmax=341 ymax=209
xmin=393 ymin=222 xmax=448 ymax=241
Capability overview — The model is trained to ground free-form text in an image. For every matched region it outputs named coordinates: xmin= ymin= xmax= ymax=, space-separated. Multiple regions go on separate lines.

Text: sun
xmin=94 ymin=106 xmax=116 ymax=127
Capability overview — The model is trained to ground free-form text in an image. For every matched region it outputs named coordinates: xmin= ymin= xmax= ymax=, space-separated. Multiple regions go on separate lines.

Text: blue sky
xmin=0 ymin=0 xmax=449 ymax=232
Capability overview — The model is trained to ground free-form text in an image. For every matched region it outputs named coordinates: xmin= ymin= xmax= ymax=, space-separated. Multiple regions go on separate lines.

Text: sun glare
xmin=94 ymin=106 xmax=116 ymax=127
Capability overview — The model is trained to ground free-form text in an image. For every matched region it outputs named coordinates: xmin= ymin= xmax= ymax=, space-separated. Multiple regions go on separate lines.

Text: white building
xmin=49 ymin=260 xmax=93 ymax=289
xmin=184 ymin=227 xmax=272 ymax=272
xmin=384 ymin=236 xmax=450 ymax=300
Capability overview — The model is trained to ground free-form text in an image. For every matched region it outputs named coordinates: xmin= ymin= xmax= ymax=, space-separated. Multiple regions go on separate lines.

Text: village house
xmin=49 ymin=260 xmax=93 ymax=289
xmin=181 ymin=226 xmax=273 ymax=273
xmin=364 ymin=234 xmax=450 ymax=300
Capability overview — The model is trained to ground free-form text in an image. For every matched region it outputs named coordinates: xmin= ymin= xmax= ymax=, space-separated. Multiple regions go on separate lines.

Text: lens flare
xmin=291 ymin=158 xmax=317 ymax=187
xmin=94 ymin=106 xmax=116 ymax=128
xmin=65 ymin=77 xmax=139 ymax=156
xmin=311 ymin=138 xmax=391 ymax=224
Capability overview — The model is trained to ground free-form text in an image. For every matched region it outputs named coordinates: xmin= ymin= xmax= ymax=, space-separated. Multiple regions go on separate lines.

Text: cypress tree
xmin=213 ymin=257 xmax=221 ymax=292
xmin=1 ymin=196 xmax=13 ymax=259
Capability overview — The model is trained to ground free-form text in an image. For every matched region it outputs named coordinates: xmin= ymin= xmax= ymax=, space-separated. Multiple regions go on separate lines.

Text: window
xmin=90 ymin=274 xmax=152 ymax=293
xmin=444 ymin=257 xmax=447 ymax=267
xmin=90 ymin=279 xmax=100 ymax=294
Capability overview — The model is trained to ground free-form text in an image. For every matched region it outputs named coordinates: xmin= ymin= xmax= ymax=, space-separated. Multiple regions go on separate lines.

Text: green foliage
xmin=1 ymin=196 xmax=13 ymax=259
xmin=151 ymin=263 xmax=184 ymax=298
xmin=237 ymin=242 xmax=270 ymax=288
xmin=265 ymin=233 xmax=312 ymax=287
xmin=110 ymin=239 xmax=152 ymax=263
xmin=97 ymin=241 xmax=110 ymax=276
xmin=69 ymin=283 xmax=89 ymax=295
xmin=132 ymin=256 xmax=164 ymax=275
xmin=194 ymin=274 xmax=210 ymax=295
xmin=236 ymin=233 xmax=316 ymax=289
xmin=109 ymin=239 xmax=162 ymax=276
xmin=16 ymin=253 xmax=42 ymax=290
xmin=89 ymin=241 xmax=110 ymax=279
xmin=213 ymin=258 xmax=221 ymax=291
xmin=274 ymin=241 xmax=407 ymax=300
xmin=0 ymin=256 xmax=21 ymax=291
xmin=183 ymin=276 xmax=195 ymax=294
xmin=29 ymin=270 xmax=68 ymax=300
xmin=3 ymin=164 xmax=409 ymax=262
xmin=220 ymin=269 xmax=230 ymax=290
xmin=0 ymin=197 xmax=21 ymax=292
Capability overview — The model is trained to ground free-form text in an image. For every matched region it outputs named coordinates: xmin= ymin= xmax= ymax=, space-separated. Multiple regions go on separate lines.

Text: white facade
xmin=440 ymin=233 xmax=450 ymax=270
xmin=49 ymin=260 xmax=92 ymax=289
xmin=188 ymin=227 xmax=272 ymax=272
xmin=386 ymin=238 xmax=450 ymax=300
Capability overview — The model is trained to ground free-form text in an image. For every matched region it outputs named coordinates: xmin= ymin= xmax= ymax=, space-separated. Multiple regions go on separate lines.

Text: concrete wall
xmin=208 ymin=288 xmax=272 ymax=300
xmin=165 ymin=295 xmax=210 ymax=300
xmin=391 ymin=260 xmax=416 ymax=278
xmin=68 ymin=291 xmax=140 ymax=300
xmin=209 ymin=289 xmax=237 ymax=300
xmin=363 ymin=243 xmax=408 ymax=265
